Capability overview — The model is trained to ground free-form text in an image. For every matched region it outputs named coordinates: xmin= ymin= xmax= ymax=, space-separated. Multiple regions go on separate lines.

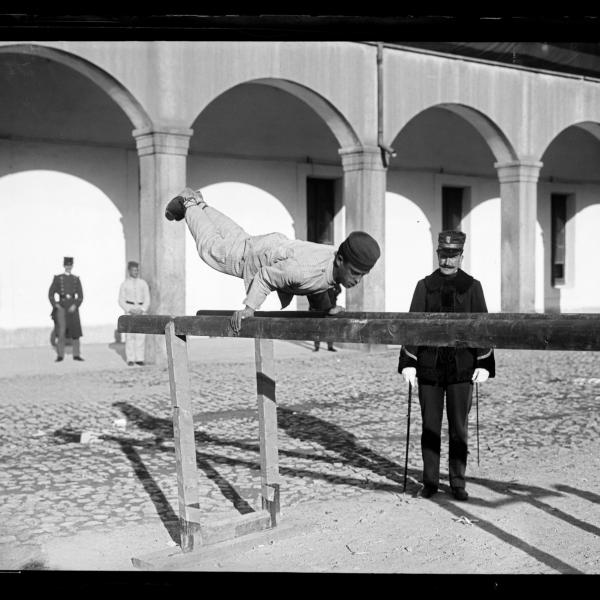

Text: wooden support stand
xmin=119 ymin=310 xmax=600 ymax=567
xmin=145 ymin=321 xmax=280 ymax=560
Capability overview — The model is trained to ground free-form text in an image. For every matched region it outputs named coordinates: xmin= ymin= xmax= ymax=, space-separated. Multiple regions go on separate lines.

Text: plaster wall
xmin=384 ymin=46 xmax=600 ymax=160
xmin=3 ymin=41 xmax=375 ymax=145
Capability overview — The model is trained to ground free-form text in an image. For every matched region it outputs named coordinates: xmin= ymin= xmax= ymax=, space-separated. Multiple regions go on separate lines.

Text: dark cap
xmin=338 ymin=231 xmax=381 ymax=272
xmin=127 ymin=261 xmax=139 ymax=269
xmin=437 ymin=230 xmax=465 ymax=256
xmin=63 ymin=257 xmax=74 ymax=266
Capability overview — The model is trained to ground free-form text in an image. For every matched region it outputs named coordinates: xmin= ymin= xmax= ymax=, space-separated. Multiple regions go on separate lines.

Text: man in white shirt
xmin=165 ymin=187 xmax=381 ymax=332
xmin=118 ymin=261 xmax=151 ymax=365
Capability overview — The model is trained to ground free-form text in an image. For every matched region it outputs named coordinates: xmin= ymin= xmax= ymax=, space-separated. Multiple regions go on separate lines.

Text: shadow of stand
xmin=52 ymin=427 xmax=181 ymax=544
xmin=113 ymin=403 xmax=255 ymax=515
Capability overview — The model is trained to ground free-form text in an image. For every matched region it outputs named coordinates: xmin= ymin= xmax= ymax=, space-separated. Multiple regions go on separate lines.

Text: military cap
xmin=127 ymin=261 xmax=139 ymax=269
xmin=338 ymin=231 xmax=381 ymax=272
xmin=63 ymin=257 xmax=74 ymax=266
xmin=437 ymin=230 xmax=466 ymax=256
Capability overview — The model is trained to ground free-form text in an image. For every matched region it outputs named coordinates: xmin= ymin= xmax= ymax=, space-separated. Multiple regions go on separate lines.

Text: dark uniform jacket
xmin=307 ymin=283 xmax=342 ymax=312
xmin=397 ymin=269 xmax=495 ymax=385
xmin=48 ymin=273 xmax=84 ymax=339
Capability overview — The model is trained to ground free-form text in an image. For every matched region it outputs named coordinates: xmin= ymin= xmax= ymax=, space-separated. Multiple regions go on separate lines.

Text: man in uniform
xmin=398 ymin=231 xmax=495 ymax=501
xmin=48 ymin=256 xmax=84 ymax=362
xmin=165 ymin=187 xmax=381 ymax=332
xmin=118 ymin=260 xmax=151 ymax=366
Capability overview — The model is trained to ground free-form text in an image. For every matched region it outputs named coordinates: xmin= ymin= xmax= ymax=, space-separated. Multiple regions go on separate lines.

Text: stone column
xmin=133 ymin=126 xmax=193 ymax=364
xmin=495 ymin=159 xmax=543 ymax=313
xmin=339 ymin=145 xmax=387 ymax=313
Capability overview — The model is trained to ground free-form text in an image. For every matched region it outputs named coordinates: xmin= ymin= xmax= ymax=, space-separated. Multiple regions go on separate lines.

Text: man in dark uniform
xmin=49 ymin=256 xmax=84 ymax=362
xmin=398 ymin=231 xmax=495 ymax=501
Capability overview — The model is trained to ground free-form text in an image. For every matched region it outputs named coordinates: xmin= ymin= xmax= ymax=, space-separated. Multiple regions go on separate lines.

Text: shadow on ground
xmin=51 ymin=401 xmax=595 ymax=573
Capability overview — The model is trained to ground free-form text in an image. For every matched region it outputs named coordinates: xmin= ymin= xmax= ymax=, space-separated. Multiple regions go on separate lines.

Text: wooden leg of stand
xmin=254 ymin=338 xmax=281 ymax=526
xmin=165 ymin=321 xmax=201 ymax=551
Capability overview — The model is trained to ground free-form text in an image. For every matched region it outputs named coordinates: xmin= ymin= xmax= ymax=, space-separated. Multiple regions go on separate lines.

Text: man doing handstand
xmin=165 ymin=187 xmax=381 ymax=332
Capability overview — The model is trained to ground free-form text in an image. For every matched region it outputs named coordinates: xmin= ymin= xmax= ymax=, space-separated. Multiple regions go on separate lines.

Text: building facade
xmin=1 ymin=41 xmax=599 ymax=358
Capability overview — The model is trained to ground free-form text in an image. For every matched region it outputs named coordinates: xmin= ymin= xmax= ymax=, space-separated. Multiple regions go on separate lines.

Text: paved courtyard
xmin=1 ymin=338 xmax=599 ymax=571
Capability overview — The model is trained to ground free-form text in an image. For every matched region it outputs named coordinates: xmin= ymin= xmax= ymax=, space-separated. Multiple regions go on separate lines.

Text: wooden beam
xmin=164 ymin=321 xmax=201 ymax=552
xmin=118 ymin=313 xmax=600 ymax=350
xmin=255 ymin=338 xmax=281 ymax=526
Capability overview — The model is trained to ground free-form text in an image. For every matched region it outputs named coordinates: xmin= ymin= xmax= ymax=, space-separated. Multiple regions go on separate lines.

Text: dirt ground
xmin=32 ymin=441 xmax=598 ymax=576
xmin=1 ymin=342 xmax=599 ymax=579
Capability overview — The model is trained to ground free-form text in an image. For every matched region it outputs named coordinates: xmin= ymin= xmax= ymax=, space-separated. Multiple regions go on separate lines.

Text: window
xmin=551 ymin=194 xmax=567 ymax=286
xmin=442 ymin=186 xmax=464 ymax=231
xmin=306 ymin=178 xmax=335 ymax=244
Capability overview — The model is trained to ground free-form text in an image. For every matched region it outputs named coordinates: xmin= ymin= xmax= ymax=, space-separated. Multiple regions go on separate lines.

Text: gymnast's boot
xmin=165 ymin=187 xmax=205 ymax=221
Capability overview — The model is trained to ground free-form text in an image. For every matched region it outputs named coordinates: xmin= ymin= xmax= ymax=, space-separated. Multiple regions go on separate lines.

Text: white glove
xmin=472 ymin=368 xmax=489 ymax=383
xmin=401 ymin=367 xmax=417 ymax=387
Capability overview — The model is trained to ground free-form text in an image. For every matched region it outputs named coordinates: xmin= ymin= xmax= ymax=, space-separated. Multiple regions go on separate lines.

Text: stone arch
xmin=391 ymin=103 xmax=518 ymax=165
xmin=574 ymin=121 xmax=600 ymax=142
xmin=539 ymin=120 xmax=600 ymax=159
xmin=191 ymin=77 xmax=362 ymax=150
xmin=537 ymin=119 xmax=600 ymax=314
xmin=0 ymin=43 xmax=152 ymax=131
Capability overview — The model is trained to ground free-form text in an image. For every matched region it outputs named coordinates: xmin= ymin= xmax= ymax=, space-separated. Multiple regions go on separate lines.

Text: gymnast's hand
xmin=231 ymin=306 xmax=255 ymax=334
xmin=328 ymin=305 xmax=345 ymax=315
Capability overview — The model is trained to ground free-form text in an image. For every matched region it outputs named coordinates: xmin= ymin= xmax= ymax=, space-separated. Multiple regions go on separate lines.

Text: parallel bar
xmin=255 ymin=338 xmax=281 ymax=526
xmin=164 ymin=321 xmax=201 ymax=552
xmin=195 ymin=310 xmax=600 ymax=321
xmin=118 ymin=313 xmax=600 ymax=350
xmin=119 ymin=314 xmax=173 ymax=333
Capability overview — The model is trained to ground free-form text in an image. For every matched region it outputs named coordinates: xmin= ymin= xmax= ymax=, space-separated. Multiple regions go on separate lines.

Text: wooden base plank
xmin=200 ymin=510 xmax=273 ymax=546
xmin=131 ymin=516 xmax=299 ymax=571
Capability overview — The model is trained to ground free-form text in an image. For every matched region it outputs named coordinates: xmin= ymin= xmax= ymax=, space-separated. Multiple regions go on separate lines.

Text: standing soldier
xmin=48 ymin=256 xmax=84 ymax=362
xmin=118 ymin=261 xmax=151 ymax=366
xmin=398 ymin=231 xmax=495 ymax=501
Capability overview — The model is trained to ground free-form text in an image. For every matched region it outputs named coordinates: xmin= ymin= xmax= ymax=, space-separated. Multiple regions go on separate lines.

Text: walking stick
xmin=476 ymin=382 xmax=480 ymax=466
xmin=403 ymin=382 xmax=412 ymax=493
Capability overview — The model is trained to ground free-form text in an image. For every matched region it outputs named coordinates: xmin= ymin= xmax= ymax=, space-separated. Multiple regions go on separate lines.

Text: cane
xmin=403 ymin=381 xmax=412 ymax=493
xmin=476 ymin=382 xmax=480 ymax=466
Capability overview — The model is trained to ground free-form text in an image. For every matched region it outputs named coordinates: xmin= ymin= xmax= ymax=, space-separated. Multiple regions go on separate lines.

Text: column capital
xmin=494 ymin=159 xmax=543 ymax=183
xmin=133 ymin=126 xmax=194 ymax=157
xmin=339 ymin=145 xmax=386 ymax=172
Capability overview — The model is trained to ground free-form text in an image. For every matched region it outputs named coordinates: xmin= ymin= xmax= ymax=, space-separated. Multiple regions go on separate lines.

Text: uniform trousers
xmin=54 ymin=305 xmax=81 ymax=358
xmin=418 ymin=381 xmax=473 ymax=490
xmin=125 ymin=332 xmax=146 ymax=362
xmin=185 ymin=204 xmax=248 ymax=278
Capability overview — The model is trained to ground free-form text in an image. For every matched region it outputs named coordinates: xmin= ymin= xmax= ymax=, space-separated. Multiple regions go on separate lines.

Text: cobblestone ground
xmin=1 ymin=348 xmax=599 ymax=571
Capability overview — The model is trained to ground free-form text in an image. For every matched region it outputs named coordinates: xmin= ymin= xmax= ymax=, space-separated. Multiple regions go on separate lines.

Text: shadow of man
xmin=277 ymin=406 xmax=404 ymax=485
